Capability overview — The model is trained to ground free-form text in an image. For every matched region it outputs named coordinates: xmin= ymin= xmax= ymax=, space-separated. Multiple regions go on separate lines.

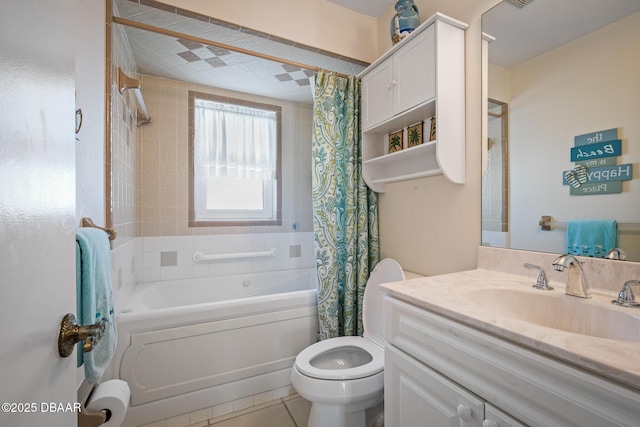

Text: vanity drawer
xmin=383 ymin=295 xmax=640 ymax=427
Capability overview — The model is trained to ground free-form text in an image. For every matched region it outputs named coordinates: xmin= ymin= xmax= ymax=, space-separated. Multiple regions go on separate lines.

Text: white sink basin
xmin=456 ymin=284 xmax=640 ymax=342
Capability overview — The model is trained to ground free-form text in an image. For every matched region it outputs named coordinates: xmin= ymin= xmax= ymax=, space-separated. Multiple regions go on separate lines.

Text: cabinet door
xmin=361 ymin=56 xmax=394 ymax=130
xmin=394 ymin=24 xmax=435 ymax=115
xmin=483 ymin=404 xmax=527 ymax=427
xmin=385 ymin=345 xmax=484 ymax=426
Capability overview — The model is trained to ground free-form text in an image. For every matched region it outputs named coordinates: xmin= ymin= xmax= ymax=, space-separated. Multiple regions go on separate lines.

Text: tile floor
xmin=185 ymin=395 xmax=311 ymax=427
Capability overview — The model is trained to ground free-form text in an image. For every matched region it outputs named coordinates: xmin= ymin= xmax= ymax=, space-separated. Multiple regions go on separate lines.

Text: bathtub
xmin=113 ymin=268 xmax=318 ymax=427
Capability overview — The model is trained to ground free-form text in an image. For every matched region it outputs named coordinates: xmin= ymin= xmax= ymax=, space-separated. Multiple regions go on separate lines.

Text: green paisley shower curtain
xmin=312 ymin=70 xmax=380 ymax=340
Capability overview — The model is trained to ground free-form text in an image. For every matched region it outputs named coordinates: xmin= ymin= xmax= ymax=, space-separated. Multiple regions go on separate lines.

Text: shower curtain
xmin=312 ymin=70 xmax=380 ymax=341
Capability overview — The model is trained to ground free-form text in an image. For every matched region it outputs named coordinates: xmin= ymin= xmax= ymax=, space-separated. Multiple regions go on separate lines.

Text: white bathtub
xmin=113 ymin=268 xmax=318 ymax=427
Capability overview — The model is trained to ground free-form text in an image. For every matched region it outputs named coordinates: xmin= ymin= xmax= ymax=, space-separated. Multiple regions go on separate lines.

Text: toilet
xmin=291 ymin=258 xmax=405 ymax=427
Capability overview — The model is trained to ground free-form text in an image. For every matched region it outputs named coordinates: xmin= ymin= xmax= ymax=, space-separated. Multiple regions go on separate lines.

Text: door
xmin=361 ymin=56 xmax=394 ymax=130
xmin=485 ymin=404 xmax=528 ymax=427
xmin=385 ymin=345 xmax=485 ymax=426
xmin=0 ymin=1 xmax=78 ymax=426
xmin=394 ymin=24 xmax=436 ymax=115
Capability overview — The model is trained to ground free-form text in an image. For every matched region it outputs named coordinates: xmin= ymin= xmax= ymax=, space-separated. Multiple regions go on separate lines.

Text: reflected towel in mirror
xmin=567 ymin=220 xmax=618 ymax=258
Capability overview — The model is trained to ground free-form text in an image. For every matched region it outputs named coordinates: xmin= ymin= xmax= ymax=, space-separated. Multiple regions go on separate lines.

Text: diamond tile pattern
xmin=114 ymin=0 xmax=368 ymax=104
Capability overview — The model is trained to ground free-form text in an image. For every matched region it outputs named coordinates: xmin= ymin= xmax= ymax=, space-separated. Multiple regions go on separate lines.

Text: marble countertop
xmin=381 ymin=268 xmax=640 ymax=390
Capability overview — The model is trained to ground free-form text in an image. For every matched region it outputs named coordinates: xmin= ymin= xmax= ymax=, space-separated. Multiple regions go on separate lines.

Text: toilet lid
xmin=363 ymin=258 xmax=405 ymax=346
xmin=294 ymin=336 xmax=384 ymax=380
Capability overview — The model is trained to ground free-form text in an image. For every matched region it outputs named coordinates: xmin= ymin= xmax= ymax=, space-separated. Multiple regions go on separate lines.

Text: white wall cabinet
xmin=359 ymin=13 xmax=467 ymax=192
xmin=362 ymin=26 xmax=435 ymax=129
xmin=384 ymin=296 xmax=640 ymax=427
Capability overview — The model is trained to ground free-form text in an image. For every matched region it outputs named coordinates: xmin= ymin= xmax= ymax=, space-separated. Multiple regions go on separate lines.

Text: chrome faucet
xmin=611 ymin=280 xmax=640 ymax=308
xmin=523 ymin=263 xmax=553 ymax=290
xmin=605 ymin=248 xmax=627 ymax=261
xmin=552 ymin=254 xmax=591 ymax=298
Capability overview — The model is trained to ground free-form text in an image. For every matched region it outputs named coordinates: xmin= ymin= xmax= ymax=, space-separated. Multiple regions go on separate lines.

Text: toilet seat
xmin=294 ymin=336 xmax=383 ymax=381
xmin=294 ymin=259 xmax=404 ymax=382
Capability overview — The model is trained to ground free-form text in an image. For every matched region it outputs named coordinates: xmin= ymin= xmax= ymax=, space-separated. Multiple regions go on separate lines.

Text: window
xmin=189 ymin=91 xmax=281 ymax=226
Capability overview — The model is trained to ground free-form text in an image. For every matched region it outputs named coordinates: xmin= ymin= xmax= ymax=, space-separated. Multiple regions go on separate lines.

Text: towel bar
xmin=193 ymin=248 xmax=278 ymax=262
xmin=117 ymin=68 xmax=152 ymax=126
xmin=539 ymin=215 xmax=640 ymax=232
xmin=81 ymin=218 xmax=116 ymax=241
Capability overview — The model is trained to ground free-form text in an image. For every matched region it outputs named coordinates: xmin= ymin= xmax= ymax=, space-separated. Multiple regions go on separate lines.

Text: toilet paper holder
xmin=78 ymin=383 xmax=112 ymax=427
xmin=78 ymin=379 xmax=130 ymax=427
xmin=78 ymin=407 xmax=108 ymax=427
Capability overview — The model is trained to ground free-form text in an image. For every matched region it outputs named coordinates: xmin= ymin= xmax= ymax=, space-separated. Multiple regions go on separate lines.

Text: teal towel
xmin=567 ymin=220 xmax=618 ymax=258
xmin=76 ymin=228 xmax=116 ymax=384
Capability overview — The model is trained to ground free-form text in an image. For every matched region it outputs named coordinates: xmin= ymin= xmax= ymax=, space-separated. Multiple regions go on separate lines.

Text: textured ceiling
xmin=114 ymin=0 xmax=368 ymax=104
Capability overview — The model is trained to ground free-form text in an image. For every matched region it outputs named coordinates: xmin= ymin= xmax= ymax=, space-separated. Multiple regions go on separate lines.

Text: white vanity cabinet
xmin=385 ymin=344 xmax=484 ymax=426
xmin=384 ymin=296 xmax=640 ymax=427
xmin=386 ymin=345 xmax=524 ymax=427
xmin=359 ymin=13 xmax=467 ymax=192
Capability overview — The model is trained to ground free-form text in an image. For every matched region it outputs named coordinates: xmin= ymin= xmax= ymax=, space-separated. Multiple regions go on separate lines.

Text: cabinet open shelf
xmin=363 ymin=99 xmax=436 ymax=135
xmin=362 ymin=141 xmax=442 ymax=191
xmin=364 ymin=140 xmax=436 ymax=166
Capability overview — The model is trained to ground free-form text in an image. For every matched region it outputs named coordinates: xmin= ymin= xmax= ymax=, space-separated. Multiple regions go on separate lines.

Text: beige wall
xmin=159 ymin=0 xmax=378 ymax=63
xmin=375 ymin=0 xmax=500 ymax=276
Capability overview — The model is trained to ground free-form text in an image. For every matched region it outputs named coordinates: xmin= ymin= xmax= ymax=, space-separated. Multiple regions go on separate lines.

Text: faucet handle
xmin=605 ymin=248 xmax=627 ymax=261
xmin=612 ymin=280 xmax=640 ymax=308
xmin=524 ymin=263 xmax=554 ymax=290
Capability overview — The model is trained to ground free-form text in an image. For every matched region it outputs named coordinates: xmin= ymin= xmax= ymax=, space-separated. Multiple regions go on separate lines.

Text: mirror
xmin=482 ymin=0 xmax=640 ymax=261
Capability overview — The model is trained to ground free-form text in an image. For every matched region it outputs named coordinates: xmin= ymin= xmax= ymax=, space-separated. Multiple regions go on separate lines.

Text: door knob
xmin=58 ymin=313 xmax=107 ymax=357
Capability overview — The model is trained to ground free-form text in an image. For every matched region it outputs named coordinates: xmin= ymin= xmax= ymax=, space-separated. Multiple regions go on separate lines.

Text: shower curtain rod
xmin=113 ymin=16 xmax=351 ymax=79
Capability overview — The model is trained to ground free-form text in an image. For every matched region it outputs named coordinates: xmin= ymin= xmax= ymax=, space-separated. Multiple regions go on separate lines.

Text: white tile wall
xmin=135 ymin=232 xmax=315 ymax=283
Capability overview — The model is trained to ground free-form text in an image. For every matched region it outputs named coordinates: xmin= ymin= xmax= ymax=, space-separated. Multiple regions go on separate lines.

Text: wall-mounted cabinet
xmin=359 ymin=13 xmax=467 ymax=192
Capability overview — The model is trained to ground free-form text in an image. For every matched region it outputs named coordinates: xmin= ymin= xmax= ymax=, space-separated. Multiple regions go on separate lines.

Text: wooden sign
xmin=565 ymin=127 xmax=632 ymax=196
xmin=563 ymin=163 xmax=632 ymax=185
xmin=570 ymin=139 xmax=621 ymax=162
xmin=574 ymin=128 xmax=617 ymax=146
xmin=575 ymin=157 xmax=617 ymax=167
xmin=586 ymin=163 xmax=632 ymax=182
xmin=570 ymin=181 xmax=622 ymax=195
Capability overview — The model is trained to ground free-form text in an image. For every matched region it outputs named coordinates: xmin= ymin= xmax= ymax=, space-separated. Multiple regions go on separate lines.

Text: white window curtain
xmin=194 ymin=99 xmax=276 ymax=180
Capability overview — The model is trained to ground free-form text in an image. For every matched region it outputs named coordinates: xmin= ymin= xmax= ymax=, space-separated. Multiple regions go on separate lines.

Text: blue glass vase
xmin=390 ymin=0 xmax=420 ymax=45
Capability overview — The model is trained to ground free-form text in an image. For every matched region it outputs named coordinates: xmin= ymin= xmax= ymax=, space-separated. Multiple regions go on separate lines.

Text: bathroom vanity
xmin=382 ymin=247 xmax=640 ymax=426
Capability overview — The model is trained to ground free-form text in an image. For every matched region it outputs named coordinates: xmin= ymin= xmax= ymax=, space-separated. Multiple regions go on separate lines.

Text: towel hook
xmin=58 ymin=313 xmax=107 ymax=358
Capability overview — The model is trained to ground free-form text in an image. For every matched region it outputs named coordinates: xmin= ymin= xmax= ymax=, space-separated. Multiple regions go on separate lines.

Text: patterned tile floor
xmin=187 ymin=395 xmax=310 ymax=427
